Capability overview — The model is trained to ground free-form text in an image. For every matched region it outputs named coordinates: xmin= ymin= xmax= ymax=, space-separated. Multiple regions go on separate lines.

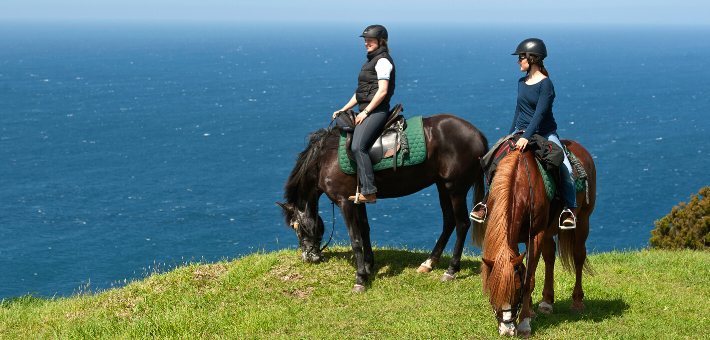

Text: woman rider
xmin=471 ymin=38 xmax=577 ymax=228
xmin=332 ymin=25 xmax=396 ymax=204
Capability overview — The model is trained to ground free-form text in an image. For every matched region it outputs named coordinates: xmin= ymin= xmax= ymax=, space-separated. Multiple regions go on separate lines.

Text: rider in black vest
xmin=332 ymin=25 xmax=396 ymax=204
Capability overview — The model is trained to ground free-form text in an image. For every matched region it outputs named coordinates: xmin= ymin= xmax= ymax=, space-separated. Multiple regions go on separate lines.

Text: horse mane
xmin=283 ymin=126 xmax=340 ymax=208
xmin=481 ymin=150 xmax=521 ymax=310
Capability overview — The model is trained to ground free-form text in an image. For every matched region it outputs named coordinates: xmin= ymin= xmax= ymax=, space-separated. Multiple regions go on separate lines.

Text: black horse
xmin=277 ymin=114 xmax=488 ymax=293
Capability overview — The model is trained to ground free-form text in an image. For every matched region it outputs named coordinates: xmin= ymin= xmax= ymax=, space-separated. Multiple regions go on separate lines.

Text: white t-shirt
xmin=375 ymin=58 xmax=393 ymax=80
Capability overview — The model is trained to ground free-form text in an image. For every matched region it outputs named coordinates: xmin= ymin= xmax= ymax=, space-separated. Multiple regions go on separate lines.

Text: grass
xmin=1 ymin=247 xmax=709 ymax=339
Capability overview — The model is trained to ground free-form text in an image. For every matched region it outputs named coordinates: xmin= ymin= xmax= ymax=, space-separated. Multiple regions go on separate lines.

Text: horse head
xmin=482 ymin=251 xmax=526 ymax=336
xmin=277 ymin=201 xmax=325 ymax=263
xmin=480 ymin=150 xmax=536 ymax=336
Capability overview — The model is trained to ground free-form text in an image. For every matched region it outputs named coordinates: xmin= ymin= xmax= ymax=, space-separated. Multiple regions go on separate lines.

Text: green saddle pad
xmin=338 ymin=116 xmax=427 ymax=174
xmin=535 ymin=151 xmax=588 ymax=202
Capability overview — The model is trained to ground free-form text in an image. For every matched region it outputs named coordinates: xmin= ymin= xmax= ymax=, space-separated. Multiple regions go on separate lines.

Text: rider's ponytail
xmin=531 ymin=55 xmax=549 ymax=77
xmin=539 ymin=61 xmax=549 ymax=77
xmin=380 ymin=39 xmax=390 ymax=54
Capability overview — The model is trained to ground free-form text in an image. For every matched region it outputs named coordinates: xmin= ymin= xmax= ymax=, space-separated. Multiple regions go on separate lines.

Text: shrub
xmin=650 ymin=186 xmax=710 ymax=250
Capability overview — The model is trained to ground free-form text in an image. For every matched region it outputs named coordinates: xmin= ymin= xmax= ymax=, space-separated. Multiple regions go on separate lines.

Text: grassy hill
xmin=1 ymin=247 xmax=709 ymax=339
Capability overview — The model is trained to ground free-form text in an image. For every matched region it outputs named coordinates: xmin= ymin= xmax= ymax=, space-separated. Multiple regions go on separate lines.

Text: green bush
xmin=650 ymin=186 xmax=710 ymax=250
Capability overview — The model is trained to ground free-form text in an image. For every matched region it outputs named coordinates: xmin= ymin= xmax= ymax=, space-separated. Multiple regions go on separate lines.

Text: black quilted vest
xmin=355 ymin=46 xmax=396 ymax=112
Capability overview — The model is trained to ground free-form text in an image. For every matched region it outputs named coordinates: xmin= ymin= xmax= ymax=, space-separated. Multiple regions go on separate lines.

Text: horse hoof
xmin=416 ymin=265 xmax=432 ymax=273
xmin=498 ymin=322 xmax=516 ymax=337
xmin=417 ymin=259 xmax=437 ymax=273
xmin=570 ymin=308 xmax=585 ymax=315
xmin=538 ymin=301 xmax=553 ymax=314
xmin=517 ymin=318 xmax=531 ymax=338
xmin=352 ymin=284 xmax=366 ymax=294
xmin=440 ymin=273 xmax=455 ymax=282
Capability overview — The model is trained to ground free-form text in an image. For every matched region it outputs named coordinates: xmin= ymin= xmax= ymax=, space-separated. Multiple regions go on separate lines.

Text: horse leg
xmin=417 ymin=183 xmax=456 ymax=273
xmin=340 ymin=202 xmax=370 ymax=293
xmin=441 ymin=193 xmax=471 ymax=281
xmin=570 ymin=213 xmax=590 ymax=314
xmin=357 ymin=203 xmax=375 ymax=278
xmin=538 ymin=236 xmax=556 ymax=314
xmin=517 ymin=232 xmax=544 ymax=339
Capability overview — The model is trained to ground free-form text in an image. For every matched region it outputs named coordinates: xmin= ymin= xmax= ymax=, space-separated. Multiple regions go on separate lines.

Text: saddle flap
xmin=344 ymin=105 xmax=404 ymax=163
xmin=345 ymin=125 xmax=401 ymax=163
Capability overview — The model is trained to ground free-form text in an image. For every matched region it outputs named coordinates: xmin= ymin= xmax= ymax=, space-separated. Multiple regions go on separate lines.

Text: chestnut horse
xmin=277 ymin=114 xmax=488 ymax=293
xmin=480 ymin=140 xmax=596 ymax=338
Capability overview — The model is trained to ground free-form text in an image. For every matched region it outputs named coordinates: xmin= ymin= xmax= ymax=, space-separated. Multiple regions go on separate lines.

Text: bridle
xmin=492 ymin=151 xmax=535 ymax=324
xmin=300 ymin=122 xmax=337 ymax=255
xmin=298 ymin=198 xmax=336 ymax=258
xmin=493 ymin=264 xmax=526 ymax=324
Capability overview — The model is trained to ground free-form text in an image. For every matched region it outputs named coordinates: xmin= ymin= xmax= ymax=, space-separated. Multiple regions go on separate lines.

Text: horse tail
xmin=557 ymin=230 xmax=576 ymax=273
xmin=470 ymin=168 xmax=486 ymax=249
xmin=557 ymin=230 xmax=594 ymax=275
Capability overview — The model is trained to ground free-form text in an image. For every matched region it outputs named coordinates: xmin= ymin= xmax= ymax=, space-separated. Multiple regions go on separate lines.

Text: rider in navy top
xmin=511 ymin=77 xmax=557 ymax=139
xmin=471 ymin=38 xmax=578 ymax=228
xmin=332 ymin=25 xmax=395 ymax=204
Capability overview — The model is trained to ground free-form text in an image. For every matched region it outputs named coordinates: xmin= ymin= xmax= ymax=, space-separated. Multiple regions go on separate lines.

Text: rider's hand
xmin=355 ymin=112 xmax=368 ymax=125
xmin=515 ymin=137 xmax=529 ymax=150
xmin=332 ymin=110 xmax=342 ymax=119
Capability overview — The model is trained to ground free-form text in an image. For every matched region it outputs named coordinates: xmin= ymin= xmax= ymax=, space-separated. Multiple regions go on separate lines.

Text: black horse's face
xmin=277 ymin=202 xmax=325 ymax=263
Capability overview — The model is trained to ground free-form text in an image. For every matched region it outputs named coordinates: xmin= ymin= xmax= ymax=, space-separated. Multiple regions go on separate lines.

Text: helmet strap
xmin=525 ymin=53 xmax=532 ymax=75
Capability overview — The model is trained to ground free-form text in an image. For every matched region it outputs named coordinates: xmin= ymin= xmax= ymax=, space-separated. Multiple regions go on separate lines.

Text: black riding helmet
xmin=360 ymin=25 xmax=388 ymax=40
xmin=512 ymin=38 xmax=547 ymax=67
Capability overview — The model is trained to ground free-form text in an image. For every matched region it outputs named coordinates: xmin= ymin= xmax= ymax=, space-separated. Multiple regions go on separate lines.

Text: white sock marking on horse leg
xmin=420 ymin=259 xmax=433 ymax=269
xmin=538 ymin=301 xmax=553 ymax=314
xmin=517 ymin=318 xmax=531 ymax=338
xmin=498 ymin=303 xmax=516 ymax=336
xmin=517 ymin=318 xmax=531 ymax=332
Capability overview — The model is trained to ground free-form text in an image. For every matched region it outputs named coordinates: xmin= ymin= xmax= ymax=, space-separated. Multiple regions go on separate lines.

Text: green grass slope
xmin=1 ymin=247 xmax=709 ymax=339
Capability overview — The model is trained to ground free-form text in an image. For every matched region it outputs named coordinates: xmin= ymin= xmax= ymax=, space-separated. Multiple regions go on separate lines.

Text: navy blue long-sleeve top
xmin=509 ymin=76 xmax=557 ymax=139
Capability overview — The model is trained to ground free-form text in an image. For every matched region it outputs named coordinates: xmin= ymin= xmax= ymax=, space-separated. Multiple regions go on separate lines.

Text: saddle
xmin=339 ymin=103 xmax=408 ymax=171
xmin=480 ymin=134 xmax=588 ymax=202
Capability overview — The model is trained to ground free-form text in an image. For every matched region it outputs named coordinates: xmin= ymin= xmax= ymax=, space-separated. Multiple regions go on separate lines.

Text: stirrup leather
xmin=559 ymin=207 xmax=576 ymax=230
xmin=469 ymin=203 xmax=487 ymax=223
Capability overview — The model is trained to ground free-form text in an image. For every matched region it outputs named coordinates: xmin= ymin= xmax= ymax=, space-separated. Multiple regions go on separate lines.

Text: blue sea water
xmin=1 ymin=22 xmax=708 ymax=298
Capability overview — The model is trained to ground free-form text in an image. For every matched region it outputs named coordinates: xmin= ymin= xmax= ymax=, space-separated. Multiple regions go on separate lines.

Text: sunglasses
xmin=518 ymin=55 xmax=527 ymax=61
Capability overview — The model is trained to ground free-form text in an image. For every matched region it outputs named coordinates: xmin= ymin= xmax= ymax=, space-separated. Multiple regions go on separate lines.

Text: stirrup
xmin=559 ymin=208 xmax=576 ymax=230
xmin=469 ymin=203 xmax=487 ymax=223
xmin=350 ymin=186 xmax=362 ymax=204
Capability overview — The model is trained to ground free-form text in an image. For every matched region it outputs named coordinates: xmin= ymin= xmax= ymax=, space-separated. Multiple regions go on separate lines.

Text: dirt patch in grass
xmin=285 ymin=287 xmax=315 ymax=298
xmin=281 ymin=273 xmax=303 ymax=281
xmin=193 ymin=264 xmax=228 ymax=282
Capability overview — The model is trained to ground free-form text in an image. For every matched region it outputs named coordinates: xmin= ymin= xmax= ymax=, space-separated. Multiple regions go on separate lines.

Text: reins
xmin=318 ymin=117 xmax=337 ymax=253
xmin=493 ymin=151 xmax=535 ymax=324
xmin=518 ymin=151 xmax=534 ymax=321
xmin=320 ymin=202 xmax=336 ymax=252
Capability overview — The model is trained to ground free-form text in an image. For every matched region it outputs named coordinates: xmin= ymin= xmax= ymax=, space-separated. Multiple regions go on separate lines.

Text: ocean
xmin=1 ymin=22 xmax=708 ymax=298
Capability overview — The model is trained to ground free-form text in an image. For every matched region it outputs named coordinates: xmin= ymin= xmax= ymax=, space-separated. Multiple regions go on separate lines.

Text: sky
xmin=3 ymin=0 xmax=709 ymax=26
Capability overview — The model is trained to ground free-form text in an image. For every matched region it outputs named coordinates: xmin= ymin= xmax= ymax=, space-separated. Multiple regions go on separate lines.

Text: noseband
xmin=493 ymin=265 xmax=526 ymax=324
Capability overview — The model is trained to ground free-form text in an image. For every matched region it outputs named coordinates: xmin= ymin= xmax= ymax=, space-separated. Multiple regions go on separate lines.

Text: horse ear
xmin=511 ymin=252 xmax=526 ymax=268
xmin=276 ymin=202 xmax=295 ymax=214
xmin=481 ymin=257 xmax=495 ymax=268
